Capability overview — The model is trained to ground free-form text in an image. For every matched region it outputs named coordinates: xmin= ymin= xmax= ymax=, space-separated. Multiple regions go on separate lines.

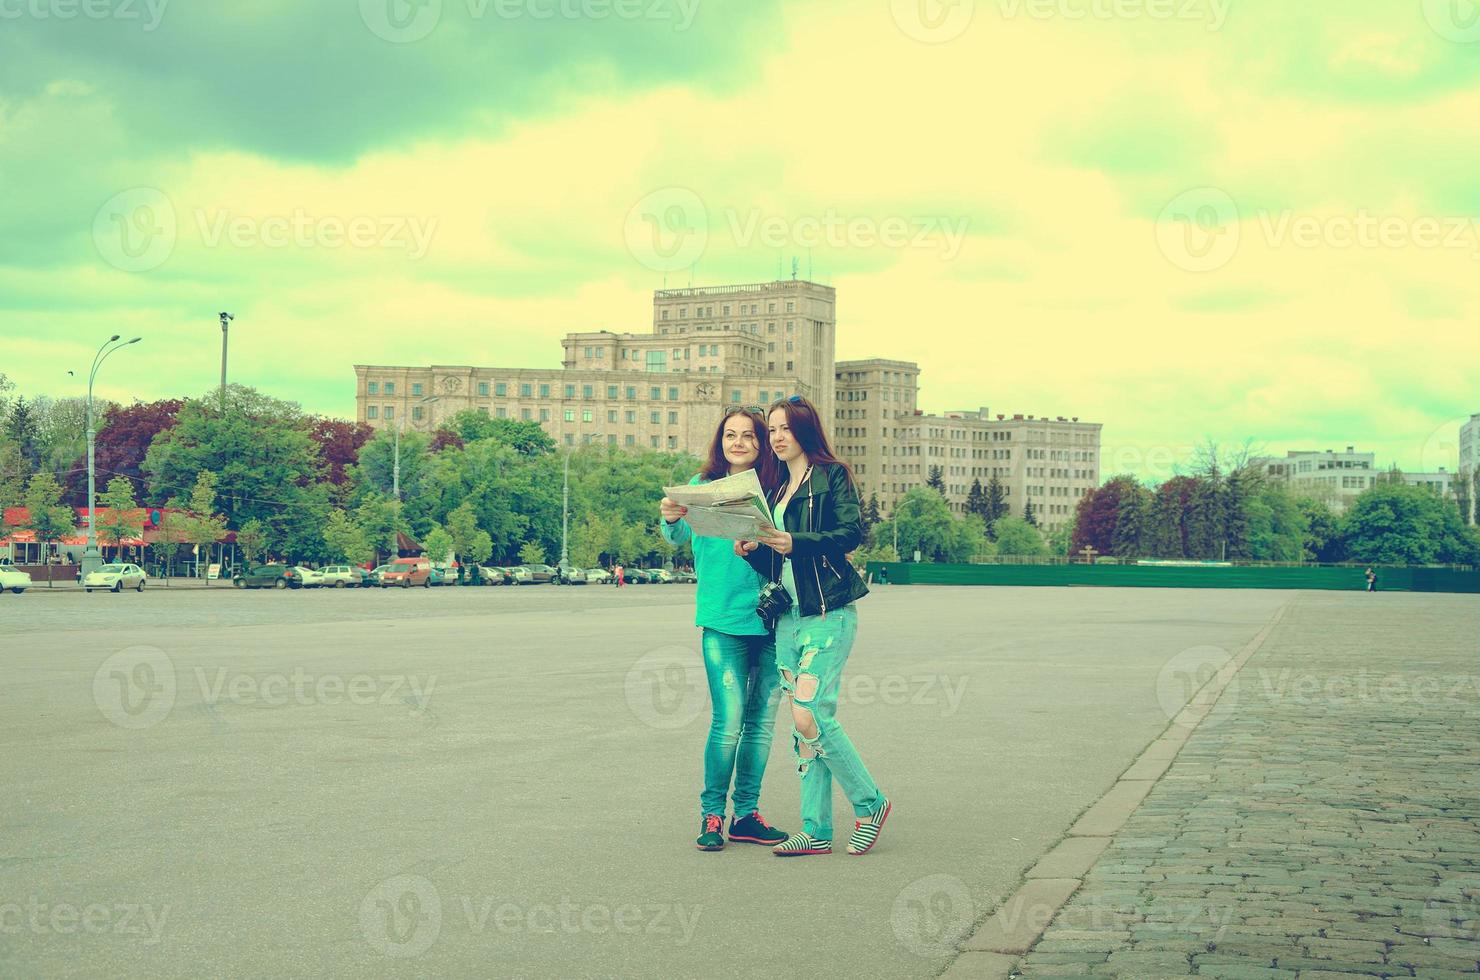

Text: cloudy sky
xmin=2 ymin=0 xmax=1477 ymax=479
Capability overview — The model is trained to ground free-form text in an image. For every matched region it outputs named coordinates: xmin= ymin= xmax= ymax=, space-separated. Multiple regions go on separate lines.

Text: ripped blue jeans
xmin=700 ymin=630 xmax=783 ymax=818
xmin=774 ymin=604 xmax=883 ymax=840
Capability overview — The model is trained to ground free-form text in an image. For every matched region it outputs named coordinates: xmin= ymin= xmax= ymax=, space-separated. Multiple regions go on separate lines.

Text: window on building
xmin=668 ymin=387 xmax=679 ymax=401
xmin=646 ymin=350 xmax=667 ymax=373
xmin=583 ymin=384 xmax=593 ymax=399
xmin=582 ymin=410 xmax=593 ymax=423
xmin=495 ymin=382 xmax=507 ymax=397
xmin=564 ymin=409 xmax=575 ymax=422
xmin=650 ymin=411 xmax=660 ymax=424
xmin=540 ymin=383 xmax=550 ymax=398
xmin=384 ymin=405 xmax=395 ymax=420
xmin=650 ymin=386 xmax=661 ymax=400
xmin=786 ymin=361 xmax=794 ymax=372
xmin=651 ymin=436 xmax=660 ymax=448
xmin=786 ymin=301 xmax=794 ymax=312
xmin=478 ymin=381 xmax=490 ymax=397
xmin=367 ymin=406 xmax=378 ymax=419
xmin=412 ymin=406 xmax=423 ymax=421
xmin=496 ymin=407 xmax=507 ymax=419
xmin=661 ymin=310 xmax=669 ymax=320
xmin=625 ymin=410 xmax=636 ymax=423
xmin=625 ymin=434 xmax=635 ymax=446
xmin=565 ymin=434 xmax=573 ymax=446
xmin=540 ymin=408 xmax=550 ymax=422
xmin=411 ymin=382 xmax=423 ymax=396
xmin=607 ymin=385 xmax=618 ymax=399
xmin=730 ymin=390 xmax=741 ymax=403
xmin=368 ymin=382 xmax=379 ymax=395
xmin=626 ymin=386 xmax=637 ymax=400
xmin=384 ymin=382 xmax=395 ymax=395
xmin=668 ymin=436 xmax=678 ymax=449
xmin=520 ymin=383 xmax=532 ymax=397
xmin=564 ymin=384 xmax=575 ymax=399
xmin=521 ymin=408 xmax=532 ymax=420
xmin=668 ymin=411 xmax=678 ymax=424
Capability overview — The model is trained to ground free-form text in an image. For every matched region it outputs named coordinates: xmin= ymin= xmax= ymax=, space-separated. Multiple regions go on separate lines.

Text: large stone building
xmin=1253 ymin=444 xmax=1463 ymax=514
xmin=354 ymin=279 xmax=1102 ymax=534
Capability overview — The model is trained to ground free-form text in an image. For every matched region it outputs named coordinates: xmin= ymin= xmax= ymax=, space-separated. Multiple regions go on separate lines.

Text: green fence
xmin=863 ymin=562 xmax=1480 ymax=593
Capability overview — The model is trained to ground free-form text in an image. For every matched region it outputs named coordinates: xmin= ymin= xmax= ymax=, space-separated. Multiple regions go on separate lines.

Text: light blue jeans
xmin=700 ymin=629 xmax=782 ymax=818
xmin=774 ymin=604 xmax=883 ymax=840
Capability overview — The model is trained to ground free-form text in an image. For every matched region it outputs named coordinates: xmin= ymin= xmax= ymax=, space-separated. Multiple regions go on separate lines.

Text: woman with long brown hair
xmin=660 ymin=405 xmax=790 ymax=852
xmin=737 ymin=395 xmax=891 ymax=857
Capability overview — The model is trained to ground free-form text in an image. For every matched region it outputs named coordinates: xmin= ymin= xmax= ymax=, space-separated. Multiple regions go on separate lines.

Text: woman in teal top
xmin=660 ymin=406 xmax=790 ymax=852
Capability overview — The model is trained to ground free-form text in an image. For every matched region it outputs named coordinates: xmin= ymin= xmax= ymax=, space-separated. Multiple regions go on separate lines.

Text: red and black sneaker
xmin=729 ymin=810 xmax=788 ymax=845
xmin=696 ymin=814 xmax=725 ymax=851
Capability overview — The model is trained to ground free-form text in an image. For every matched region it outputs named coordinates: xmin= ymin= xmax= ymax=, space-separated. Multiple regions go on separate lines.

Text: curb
xmin=940 ymin=597 xmax=1293 ymax=979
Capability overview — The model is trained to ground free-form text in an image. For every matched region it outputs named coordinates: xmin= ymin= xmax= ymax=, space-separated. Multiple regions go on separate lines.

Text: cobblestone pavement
xmin=1012 ymin=591 xmax=1480 ymax=978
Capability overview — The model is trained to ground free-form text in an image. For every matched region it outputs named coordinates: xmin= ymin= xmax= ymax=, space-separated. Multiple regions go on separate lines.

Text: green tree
xmin=6 ymin=396 xmax=41 ymax=474
xmin=422 ymin=526 xmax=455 ymax=566
xmin=926 ymin=465 xmax=945 ymax=494
xmin=23 ymin=472 xmax=76 ymax=586
xmin=1243 ymin=481 xmax=1308 ymax=562
xmin=444 ymin=502 xmax=492 ymax=579
xmin=518 ymin=540 xmax=547 ymax=565
xmin=323 ymin=509 xmax=374 ymax=565
xmin=151 ymin=512 xmax=189 ymax=579
xmin=1341 ymin=480 xmax=1479 ymax=565
xmin=1455 ymin=466 xmax=1474 ymax=528
xmin=446 ymin=411 xmax=556 ymax=456
xmin=182 ymin=470 xmax=230 ymax=579
xmin=964 ymin=479 xmax=988 ymax=522
xmin=236 ymin=518 xmax=268 ymax=566
xmin=1022 ymin=498 xmax=1038 ymax=528
xmin=1297 ymin=497 xmax=1343 ymax=563
xmin=984 ymin=476 xmax=1008 ymax=527
xmin=1111 ymin=482 xmax=1152 ymax=558
xmin=353 ymin=496 xmax=405 ymax=564
xmin=861 ymin=493 xmax=882 ymax=537
xmin=96 ymin=476 xmax=143 ymax=561
xmin=1046 ymin=523 xmax=1071 ymax=557
xmin=992 ymin=516 xmax=1049 ymax=557
xmin=872 ymin=488 xmax=983 ymax=563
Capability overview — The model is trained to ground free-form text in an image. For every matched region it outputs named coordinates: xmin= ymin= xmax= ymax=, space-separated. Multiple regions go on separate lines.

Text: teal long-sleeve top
xmin=661 ymin=476 xmax=770 ymax=636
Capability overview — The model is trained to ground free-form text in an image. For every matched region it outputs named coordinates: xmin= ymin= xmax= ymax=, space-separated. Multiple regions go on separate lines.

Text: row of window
xmin=663 ymin=300 xmax=796 ymax=320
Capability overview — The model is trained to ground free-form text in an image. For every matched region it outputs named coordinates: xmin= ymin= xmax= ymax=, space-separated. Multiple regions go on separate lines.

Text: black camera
xmin=756 ymin=581 xmax=793 ymax=629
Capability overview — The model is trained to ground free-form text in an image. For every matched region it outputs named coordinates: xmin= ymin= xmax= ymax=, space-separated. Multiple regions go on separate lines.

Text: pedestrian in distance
xmin=660 ymin=404 xmax=790 ymax=852
xmin=735 ymin=394 xmax=892 ymax=858
xmin=1365 ymin=566 xmax=1377 ymax=592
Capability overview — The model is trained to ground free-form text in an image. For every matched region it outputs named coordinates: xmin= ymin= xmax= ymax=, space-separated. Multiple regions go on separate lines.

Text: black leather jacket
xmin=744 ymin=462 xmax=869 ymax=618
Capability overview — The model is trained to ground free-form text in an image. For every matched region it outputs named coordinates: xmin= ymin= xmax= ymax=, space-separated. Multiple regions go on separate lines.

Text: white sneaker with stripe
xmin=847 ymin=798 xmax=892 ymax=855
xmin=771 ymin=832 xmax=832 ymax=856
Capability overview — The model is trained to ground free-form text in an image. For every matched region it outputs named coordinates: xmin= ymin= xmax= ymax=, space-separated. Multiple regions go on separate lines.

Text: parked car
xmin=554 ymin=566 xmax=588 ymax=585
xmin=646 ymin=568 xmax=675 ymax=584
xmin=428 ymin=565 xmax=456 ymax=586
xmin=623 ymin=568 xmax=653 ymax=585
xmin=292 ymin=566 xmax=327 ymax=588
xmin=0 ymin=565 xmax=33 ymax=594
xmin=82 ymin=563 xmax=147 ymax=593
xmin=382 ymin=557 xmax=432 ymax=588
xmin=233 ymin=564 xmax=304 ymax=589
xmin=584 ymin=567 xmax=612 ymax=585
xmin=670 ymin=569 xmax=697 ymax=584
xmin=526 ymin=563 xmax=557 ymax=584
xmin=366 ymin=564 xmax=395 ymax=586
xmin=319 ymin=565 xmax=370 ymax=588
xmin=507 ymin=566 xmax=534 ymax=585
xmin=478 ymin=565 xmax=514 ymax=586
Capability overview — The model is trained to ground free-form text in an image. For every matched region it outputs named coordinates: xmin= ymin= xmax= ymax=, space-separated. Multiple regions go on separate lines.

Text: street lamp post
xmin=393 ymin=395 xmax=439 ymax=499
xmin=81 ymin=335 xmax=142 ymax=578
xmin=217 ymin=312 xmax=234 ymax=413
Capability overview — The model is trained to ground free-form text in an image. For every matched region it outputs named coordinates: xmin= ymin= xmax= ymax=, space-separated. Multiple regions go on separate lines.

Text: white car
xmin=292 ymin=566 xmax=327 ymax=587
xmin=0 ymin=566 xmax=33 ymax=594
xmin=83 ymin=563 xmax=147 ymax=593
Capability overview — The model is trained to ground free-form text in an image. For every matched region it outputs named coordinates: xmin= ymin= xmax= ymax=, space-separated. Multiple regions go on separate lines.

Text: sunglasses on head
xmin=724 ymin=404 xmax=764 ymax=416
xmin=787 ymin=395 xmax=804 ymax=404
